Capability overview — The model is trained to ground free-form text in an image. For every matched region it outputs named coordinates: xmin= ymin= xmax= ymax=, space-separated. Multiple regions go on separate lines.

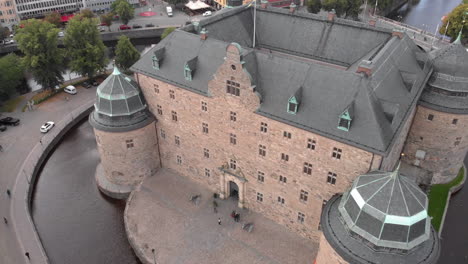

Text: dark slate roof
xmin=419 ymin=41 xmax=468 ymax=113
xmin=322 ymin=195 xmax=440 ymax=264
xmin=339 ymin=165 xmax=431 ymax=250
xmin=131 ymin=6 xmax=431 ymax=156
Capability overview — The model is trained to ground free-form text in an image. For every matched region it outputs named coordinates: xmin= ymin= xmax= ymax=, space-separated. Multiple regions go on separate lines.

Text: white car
xmin=202 ymin=11 xmax=212 ymax=17
xmin=40 ymin=121 xmax=55 ymax=133
xmin=5 ymin=39 xmax=15 ymax=44
xmin=64 ymin=85 xmax=77 ymax=95
xmin=58 ymin=31 xmax=65 ymax=37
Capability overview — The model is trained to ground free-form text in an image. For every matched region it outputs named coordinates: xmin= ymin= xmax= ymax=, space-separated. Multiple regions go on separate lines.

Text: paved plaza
xmin=125 ymin=168 xmax=318 ymax=264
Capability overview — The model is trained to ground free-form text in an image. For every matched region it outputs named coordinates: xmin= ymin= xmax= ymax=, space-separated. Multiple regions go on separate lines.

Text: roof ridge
xmin=397 ymin=176 xmax=411 ymax=217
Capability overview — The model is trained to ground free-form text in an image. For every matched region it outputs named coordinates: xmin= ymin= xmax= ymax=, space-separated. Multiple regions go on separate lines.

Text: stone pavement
xmin=125 ymin=168 xmax=318 ymax=264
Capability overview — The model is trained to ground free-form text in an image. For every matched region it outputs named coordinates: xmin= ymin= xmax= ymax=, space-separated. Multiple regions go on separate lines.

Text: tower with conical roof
xmin=315 ymin=165 xmax=440 ymax=264
xmin=89 ymin=67 xmax=160 ymax=199
xmin=403 ymin=31 xmax=468 ymax=184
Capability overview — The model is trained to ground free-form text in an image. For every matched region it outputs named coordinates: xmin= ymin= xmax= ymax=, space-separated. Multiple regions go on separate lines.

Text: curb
xmin=438 ymin=165 xmax=466 ymax=238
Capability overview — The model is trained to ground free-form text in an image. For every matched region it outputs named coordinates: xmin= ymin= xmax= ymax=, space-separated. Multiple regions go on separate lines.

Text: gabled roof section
xmin=185 ymin=56 xmax=198 ymax=71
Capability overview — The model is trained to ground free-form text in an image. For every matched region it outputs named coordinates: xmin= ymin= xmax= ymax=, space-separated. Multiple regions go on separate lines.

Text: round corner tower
xmin=315 ymin=165 xmax=440 ymax=264
xmin=403 ymin=33 xmax=468 ymax=184
xmin=89 ymin=67 xmax=160 ymax=199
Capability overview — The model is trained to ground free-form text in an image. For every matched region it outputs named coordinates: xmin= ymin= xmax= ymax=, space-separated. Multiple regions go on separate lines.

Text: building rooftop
xmin=131 ymin=5 xmax=432 ymax=155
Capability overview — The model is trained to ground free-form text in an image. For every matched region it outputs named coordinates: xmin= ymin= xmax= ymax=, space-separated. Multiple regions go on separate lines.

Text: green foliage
xmin=81 ymin=8 xmax=95 ymax=18
xmin=64 ymin=15 xmax=108 ymax=79
xmin=366 ymin=0 xmax=393 ymax=14
xmin=439 ymin=4 xmax=468 ymax=41
xmin=44 ymin=12 xmax=62 ymax=27
xmin=161 ymin=27 xmax=176 ymax=39
xmin=1 ymin=96 xmax=24 ymax=112
xmin=0 ymin=54 xmax=25 ymax=99
xmin=322 ymin=0 xmax=363 ymax=19
xmin=115 ymin=35 xmax=140 ymax=71
xmin=111 ymin=0 xmax=134 ymax=25
xmin=15 ymin=19 xmax=65 ymax=91
xmin=100 ymin=13 xmax=114 ymax=31
xmin=0 ymin=26 xmax=10 ymax=41
xmin=307 ymin=0 xmax=322 ymax=14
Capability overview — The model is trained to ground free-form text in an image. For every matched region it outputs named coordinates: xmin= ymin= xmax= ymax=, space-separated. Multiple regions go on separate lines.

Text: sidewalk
xmin=125 ymin=168 xmax=318 ymax=264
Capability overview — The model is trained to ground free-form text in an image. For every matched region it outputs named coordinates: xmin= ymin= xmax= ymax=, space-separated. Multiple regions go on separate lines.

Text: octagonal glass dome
xmin=338 ymin=164 xmax=431 ymax=250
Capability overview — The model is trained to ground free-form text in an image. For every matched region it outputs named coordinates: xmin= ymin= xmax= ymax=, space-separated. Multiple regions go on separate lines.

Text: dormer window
xmin=152 ymin=47 xmax=165 ymax=70
xmin=152 ymin=56 xmax=159 ymax=69
xmin=287 ymin=87 xmax=302 ymax=115
xmin=184 ymin=56 xmax=198 ymax=82
xmin=338 ymin=109 xmax=352 ymax=131
xmin=184 ymin=65 xmax=192 ymax=81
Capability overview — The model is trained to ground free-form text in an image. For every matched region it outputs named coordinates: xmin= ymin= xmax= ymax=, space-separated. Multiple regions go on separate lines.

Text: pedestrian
xmin=231 ymin=210 xmax=236 ymax=219
xmin=6 ymin=189 xmax=11 ymax=197
xmin=39 ymin=139 xmax=42 ymax=145
xmin=0 ymin=145 xmax=3 ymax=152
xmin=25 ymin=252 xmax=30 ymax=260
xmin=235 ymin=213 xmax=240 ymax=222
xmin=3 ymin=217 xmax=7 ymax=224
xmin=218 ymin=217 xmax=221 ymax=225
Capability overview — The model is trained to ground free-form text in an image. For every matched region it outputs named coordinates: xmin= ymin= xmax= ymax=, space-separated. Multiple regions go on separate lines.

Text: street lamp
xmin=151 ymin=248 xmax=157 ymax=264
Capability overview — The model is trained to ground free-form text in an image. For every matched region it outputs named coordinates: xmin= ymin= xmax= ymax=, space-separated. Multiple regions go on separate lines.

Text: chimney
xmin=392 ymin=29 xmax=404 ymax=39
xmin=327 ymin=9 xmax=336 ymax=21
xmin=289 ymin=2 xmax=296 ymax=13
xmin=261 ymin=0 xmax=268 ymax=9
xmin=356 ymin=60 xmax=372 ymax=77
xmin=200 ymin=28 xmax=208 ymax=40
xmin=368 ymin=19 xmax=376 ymax=27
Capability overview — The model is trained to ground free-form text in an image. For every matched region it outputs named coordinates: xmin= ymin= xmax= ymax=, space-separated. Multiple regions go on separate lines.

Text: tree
xmin=0 ymin=54 xmax=25 ymax=99
xmin=44 ymin=12 xmax=62 ymax=28
xmin=64 ymin=15 xmax=108 ymax=79
xmin=161 ymin=27 xmax=176 ymax=39
xmin=307 ymin=0 xmax=322 ymax=14
xmin=0 ymin=26 xmax=10 ymax=42
xmin=322 ymin=0 xmax=363 ymax=19
xmin=101 ymin=13 xmax=113 ymax=31
xmin=81 ymin=8 xmax=95 ymax=18
xmin=111 ymin=0 xmax=134 ymax=25
xmin=366 ymin=0 xmax=392 ymax=15
xmin=115 ymin=35 xmax=140 ymax=71
xmin=15 ymin=19 xmax=65 ymax=91
xmin=439 ymin=4 xmax=468 ymax=41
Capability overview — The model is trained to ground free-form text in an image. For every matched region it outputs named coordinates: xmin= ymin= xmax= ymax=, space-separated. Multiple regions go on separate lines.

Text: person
xmin=25 ymin=252 xmax=30 ymax=259
xmin=231 ymin=210 xmax=236 ymax=219
xmin=6 ymin=189 xmax=11 ymax=197
xmin=235 ymin=213 xmax=240 ymax=222
xmin=218 ymin=218 xmax=221 ymax=225
xmin=3 ymin=217 xmax=7 ymax=224
xmin=0 ymin=145 xmax=3 ymax=152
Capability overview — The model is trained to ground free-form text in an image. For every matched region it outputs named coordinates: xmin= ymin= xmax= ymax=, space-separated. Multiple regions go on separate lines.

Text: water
xmin=31 ymin=120 xmax=140 ymax=264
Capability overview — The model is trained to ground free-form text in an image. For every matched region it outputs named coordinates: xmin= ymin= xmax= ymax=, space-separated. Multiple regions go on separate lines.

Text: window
xmin=281 ymin=153 xmax=289 ymax=161
xmin=230 ymin=111 xmax=237 ymax=122
xmin=427 ymin=114 xmax=434 ymax=121
xmin=257 ymin=171 xmax=265 ymax=182
xmin=160 ymin=129 xmax=166 ymax=139
xmin=303 ymin=162 xmax=312 ymax=175
xmin=332 ymin=148 xmax=342 ymax=159
xmin=176 ymin=155 xmax=182 ymax=165
xmin=283 ymin=131 xmax=291 ymax=139
xmin=256 ymin=192 xmax=263 ymax=202
xmin=259 ymin=145 xmax=266 ymax=157
xmin=260 ymin=122 xmax=268 ymax=133
xmin=204 ymin=148 xmax=210 ymax=158
xmin=153 ymin=84 xmax=159 ymax=93
xmin=231 ymin=65 xmax=236 ymax=70
xmin=288 ymin=101 xmax=297 ymax=114
xmin=230 ymin=133 xmax=237 ymax=145
xmin=184 ymin=66 xmax=192 ymax=81
xmin=297 ymin=212 xmax=305 ymax=223
xmin=226 ymin=80 xmax=240 ymax=96
xmin=455 ymin=137 xmax=462 ymax=146
xmin=338 ymin=109 xmax=352 ymax=131
xmin=307 ymin=139 xmax=316 ymax=150
xmin=201 ymin=101 xmax=207 ymax=112
xmin=175 ymin=136 xmax=180 ymax=146
xmin=300 ymin=190 xmax=308 ymax=202
xmin=277 ymin=196 xmax=285 ymax=204
xmin=452 ymin=119 xmax=458 ymax=125
xmin=157 ymin=105 xmax=163 ymax=115
xmin=205 ymin=168 xmax=210 ymax=177
xmin=327 ymin=172 xmax=337 ymax=185
xmin=279 ymin=175 xmax=287 ymax=183
xmin=169 ymin=90 xmax=175 ymax=99
xmin=202 ymin=123 xmax=209 ymax=134
xmin=230 ymin=159 xmax=237 ymax=170
xmin=126 ymin=139 xmax=134 ymax=148
xmin=171 ymin=111 xmax=178 ymax=121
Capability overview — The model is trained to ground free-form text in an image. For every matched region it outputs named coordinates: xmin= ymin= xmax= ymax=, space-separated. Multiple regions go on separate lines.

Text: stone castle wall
xmin=94 ymin=121 xmax=160 ymax=187
xmin=136 ymin=44 xmax=381 ymax=240
xmin=403 ymin=105 xmax=468 ymax=184
xmin=315 ymin=232 xmax=348 ymax=264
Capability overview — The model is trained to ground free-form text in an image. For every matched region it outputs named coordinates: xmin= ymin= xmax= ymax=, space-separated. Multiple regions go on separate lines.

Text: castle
xmin=89 ymin=5 xmax=467 ymax=263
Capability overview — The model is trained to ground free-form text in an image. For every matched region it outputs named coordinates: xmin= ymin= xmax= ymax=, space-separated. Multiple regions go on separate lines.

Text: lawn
xmin=428 ymin=167 xmax=465 ymax=231
xmin=0 ymin=95 xmax=24 ymax=112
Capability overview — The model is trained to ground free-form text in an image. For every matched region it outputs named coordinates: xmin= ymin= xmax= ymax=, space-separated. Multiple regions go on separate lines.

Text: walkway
xmin=125 ymin=168 xmax=318 ymax=264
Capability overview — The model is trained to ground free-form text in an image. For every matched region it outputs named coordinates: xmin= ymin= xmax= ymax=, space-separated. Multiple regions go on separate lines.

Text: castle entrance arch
xmin=229 ymin=181 xmax=239 ymax=199
xmin=219 ymin=171 xmax=246 ymax=208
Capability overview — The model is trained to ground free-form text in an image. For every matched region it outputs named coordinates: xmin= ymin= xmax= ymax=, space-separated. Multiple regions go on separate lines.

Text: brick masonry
xmin=315 ymin=232 xmax=348 ymax=264
xmin=403 ymin=105 xmax=468 ymax=184
xmin=136 ymin=43 xmax=384 ymax=240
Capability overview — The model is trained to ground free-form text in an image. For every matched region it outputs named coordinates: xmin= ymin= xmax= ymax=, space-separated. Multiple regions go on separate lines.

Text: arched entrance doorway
xmin=229 ymin=181 xmax=239 ymax=199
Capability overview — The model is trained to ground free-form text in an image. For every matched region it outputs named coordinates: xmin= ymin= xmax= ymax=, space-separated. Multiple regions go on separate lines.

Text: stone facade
xmin=94 ymin=121 xmax=160 ymax=188
xmin=315 ymin=232 xmax=348 ymax=264
xmin=403 ymin=105 xmax=468 ymax=184
xmin=136 ymin=44 xmax=384 ymax=240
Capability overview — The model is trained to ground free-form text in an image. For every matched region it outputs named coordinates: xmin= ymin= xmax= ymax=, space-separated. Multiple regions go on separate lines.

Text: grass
xmin=428 ymin=167 xmax=465 ymax=231
xmin=0 ymin=95 xmax=24 ymax=112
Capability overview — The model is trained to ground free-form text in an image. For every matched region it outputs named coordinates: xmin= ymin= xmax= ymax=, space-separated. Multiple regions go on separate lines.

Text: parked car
xmin=98 ymin=26 xmax=106 ymax=32
xmin=0 ymin=124 xmax=7 ymax=132
xmin=202 ymin=11 xmax=212 ymax=17
xmin=64 ymin=85 xmax=77 ymax=95
xmin=5 ymin=39 xmax=15 ymax=45
xmin=166 ymin=6 xmax=173 ymax=17
xmin=81 ymin=81 xmax=92 ymax=89
xmin=120 ymin=24 xmax=131 ymax=30
xmin=40 ymin=121 xmax=55 ymax=133
xmin=58 ymin=31 xmax=65 ymax=37
xmin=132 ymin=24 xmax=142 ymax=29
xmin=145 ymin=23 xmax=155 ymax=28
xmin=91 ymin=80 xmax=99 ymax=86
xmin=0 ymin=117 xmax=20 ymax=126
